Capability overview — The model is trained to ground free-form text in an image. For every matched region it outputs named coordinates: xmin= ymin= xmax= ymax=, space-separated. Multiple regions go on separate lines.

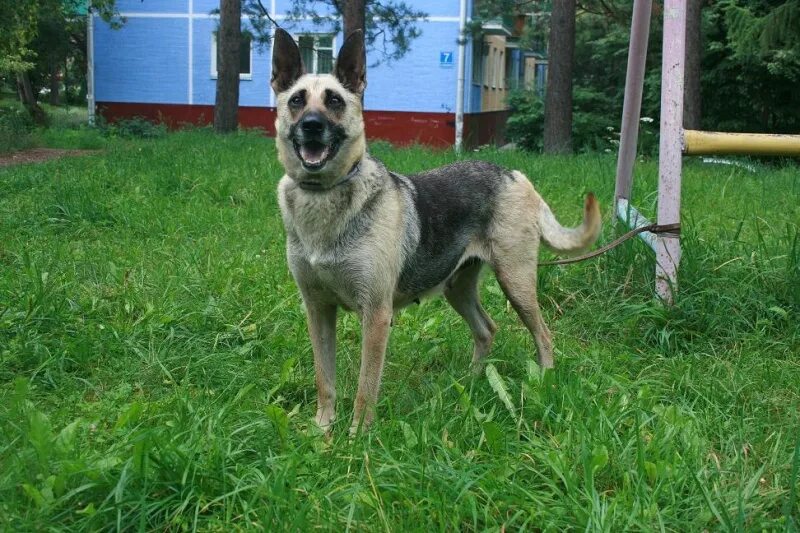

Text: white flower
xmin=640 ymin=117 xmax=654 ymax=123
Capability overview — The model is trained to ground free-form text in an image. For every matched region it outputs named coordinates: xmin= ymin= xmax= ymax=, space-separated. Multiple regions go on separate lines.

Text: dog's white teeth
xmin=300 ymin=145 xmax=330 ymax=165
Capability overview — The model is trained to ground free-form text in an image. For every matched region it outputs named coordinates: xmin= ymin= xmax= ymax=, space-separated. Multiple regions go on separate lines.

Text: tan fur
xmin=275 ymin=75 xmax=366 ymax=187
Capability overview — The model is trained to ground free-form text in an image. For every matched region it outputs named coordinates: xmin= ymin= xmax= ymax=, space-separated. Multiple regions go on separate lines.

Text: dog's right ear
xmin=271 ymin=28 xmax=304 ymax=94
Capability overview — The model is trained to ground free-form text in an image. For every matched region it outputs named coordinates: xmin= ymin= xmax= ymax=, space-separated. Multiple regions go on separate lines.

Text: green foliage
xmin=0 ymin=1 xmax=38 ymax=73
xmin=101 ymin=117 xmax=168 ymax=139
xmin=507 ymin=0 xmax=800 ymax=152
xmin=0 ymin=101 xmax=108 ymax=154
xmin=0 ymin=131 xmax=798 ymax=529
xmin=242 ymin=0 xmax=427 ymax=65
xmin=0 ymin=101 xmax=37 ymax=153
xmin=506 ymin=87 xmax=658 ymax=155
xmin=506 ymin=90 xmax=545 ymax=150
xmin=725 ymin=0 xmax=800 ymax=57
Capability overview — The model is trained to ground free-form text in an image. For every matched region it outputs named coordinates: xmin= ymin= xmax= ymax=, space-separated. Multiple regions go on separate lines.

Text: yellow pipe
xmin=683 ymin=129 xmax=800 ymax=156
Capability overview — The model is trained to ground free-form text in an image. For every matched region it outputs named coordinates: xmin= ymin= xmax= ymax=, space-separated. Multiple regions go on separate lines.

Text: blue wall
xmin=114 ymin=0 xmax=189 ymax=13
xmin=95 ymin=1 xmax=476 ymax=114
xmin=94 ymin=17 xmax=189 ymax=104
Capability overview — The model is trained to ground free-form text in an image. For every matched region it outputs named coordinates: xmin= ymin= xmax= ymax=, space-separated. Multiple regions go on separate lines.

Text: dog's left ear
xmin=271 ymin=28 xmax=304 ymax=94
xmin=334 ymin=30 xmax=367 ymax=96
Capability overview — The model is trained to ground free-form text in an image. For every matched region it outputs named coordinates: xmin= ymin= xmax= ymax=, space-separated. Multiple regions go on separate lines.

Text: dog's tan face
xmin=271 ymin=29 xmax=367 ymax=186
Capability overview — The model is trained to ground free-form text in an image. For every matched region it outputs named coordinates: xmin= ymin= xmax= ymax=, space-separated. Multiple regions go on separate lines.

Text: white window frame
xmin=294 ymin=33 xmax=336 ymax=75
xmin=211 ymin=33 xmax=253 ymax=81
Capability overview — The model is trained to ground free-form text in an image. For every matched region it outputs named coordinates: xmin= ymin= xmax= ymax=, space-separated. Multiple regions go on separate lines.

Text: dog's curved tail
xmin=539 ymin=193 xmax=602 ymax=255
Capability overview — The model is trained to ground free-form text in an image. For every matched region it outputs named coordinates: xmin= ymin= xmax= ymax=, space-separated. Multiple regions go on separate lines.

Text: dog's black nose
xmin=300 ymin=113 xmax=325 ymax=135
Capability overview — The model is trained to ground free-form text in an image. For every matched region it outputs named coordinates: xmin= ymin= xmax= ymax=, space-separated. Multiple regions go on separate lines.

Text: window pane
xmin=240 ymin=36 xmax=251 ymax=74
xmin=471 ymin=41 xmax=482 ymax=84
xmin=299 ymin=36 xmax=314 ymax=72
xmin=318 ymin=35 xmax=333 ymax=49
xmin=317 ymin=49 xmax=333 ymax=74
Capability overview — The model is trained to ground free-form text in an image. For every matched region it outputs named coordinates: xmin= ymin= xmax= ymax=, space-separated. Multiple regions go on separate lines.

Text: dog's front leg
xmin=305 ymin=301 xmax=338 ymax=431
xmin=351 ymin=305 xmax=393 ymax=435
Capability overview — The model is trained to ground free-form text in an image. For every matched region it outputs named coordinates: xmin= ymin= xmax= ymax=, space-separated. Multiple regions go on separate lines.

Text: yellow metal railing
xmin=683 ymin=130 xmax=800 ymax=156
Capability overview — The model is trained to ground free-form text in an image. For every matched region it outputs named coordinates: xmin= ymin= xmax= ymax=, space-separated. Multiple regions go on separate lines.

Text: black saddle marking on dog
xmin=398 ymin=161 xmax=511 ymax=295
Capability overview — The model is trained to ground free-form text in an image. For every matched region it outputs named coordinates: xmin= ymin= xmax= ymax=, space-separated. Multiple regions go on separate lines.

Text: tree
xmin=215 ymin=0 xmax=242 ymax=133
xmin=684 ymin=0 xmax=703 ymax=130
xmin=703 ymin=0 xmax=800 ymax=133
xmin=0 ymin=1 xmax=38 ymax=74
xmin=277 ymin=0 xmax=425 ymax=65
xmin=1 ymin=0 xmax=121 ymax=122
xmin=212 ymin=0 xmax=425 ymax=132
xmin=342 ymin=0 xmax=366 ymax=37
xmin=543 ymin=0 xmax=576 ymax=154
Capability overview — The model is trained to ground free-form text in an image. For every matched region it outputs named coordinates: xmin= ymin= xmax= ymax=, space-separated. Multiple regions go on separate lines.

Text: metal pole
xmin=683 ymin=130 xmax=800 ymax=156
xmin=655 ymin=0 xmax=686 ymax=304
xmin=454 ymin=0 xmax=468 ymax=151
xmin=87 ymin=1 xmax=95 ymax=125
xmin=614 ymin=0 xmax=653 ymax=205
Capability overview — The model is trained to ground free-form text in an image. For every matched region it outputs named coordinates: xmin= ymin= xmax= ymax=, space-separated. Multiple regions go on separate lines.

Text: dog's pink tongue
xmin=300 ymin=144 xmax=329 ymax=165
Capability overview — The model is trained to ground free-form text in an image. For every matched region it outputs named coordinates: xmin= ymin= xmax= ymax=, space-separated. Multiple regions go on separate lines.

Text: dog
xmin=270 ymin=29 xmax=601 ymax=434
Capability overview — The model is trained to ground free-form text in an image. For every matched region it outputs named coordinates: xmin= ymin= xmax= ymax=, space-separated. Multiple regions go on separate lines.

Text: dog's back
xmin=393 ymin=161 xmax=513 ymax=296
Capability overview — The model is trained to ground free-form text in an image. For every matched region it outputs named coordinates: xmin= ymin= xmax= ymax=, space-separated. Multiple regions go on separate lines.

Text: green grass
xmin=1 ymin=130 xmax=798 ymax=531
xmin=1 ymin=99 xmax=109 ymax=154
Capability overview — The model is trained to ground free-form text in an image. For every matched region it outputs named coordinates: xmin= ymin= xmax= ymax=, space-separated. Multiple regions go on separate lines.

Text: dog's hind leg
xmin=305 ymin=301 xmax=338 ymax=430
xmin=444 ymin=260 xmax=497 ymax=373
xmin=492 ymin=257 xmax=553 ymax=369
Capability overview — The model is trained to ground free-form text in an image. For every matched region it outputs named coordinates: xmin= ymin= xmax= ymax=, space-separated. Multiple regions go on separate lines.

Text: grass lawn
xmin=1 ymin=129 xmax=798 ymax=530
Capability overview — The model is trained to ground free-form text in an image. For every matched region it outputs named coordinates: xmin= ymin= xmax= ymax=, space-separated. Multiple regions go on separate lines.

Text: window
xmin=482 ymin=45 xmax=490 ymax=86
xmin=211 ymin=32 xmax=252 ymax=80
xmin=505 ymin=49 xmax=516 ymax=90
xmin=298 ymin=34 xmax=334 ymax=74
xmin=491 ymin=48 xmax=498 ymax=89
xmin=471 ymin=39 xmax=483 ymax=84
xmin=497 ymin=50 xmax=504 ymax=89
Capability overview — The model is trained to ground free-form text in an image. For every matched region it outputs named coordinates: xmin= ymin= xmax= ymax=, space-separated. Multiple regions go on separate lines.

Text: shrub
xmin=505 ymin=88 xmax=660 ymax=156
xmin=0 ymin=102 xmax=36 ymax=153
xmin=104 ymin=117 xmax=167 ymax=139
xmin=506 ymin=90 xmax=545 ymax=151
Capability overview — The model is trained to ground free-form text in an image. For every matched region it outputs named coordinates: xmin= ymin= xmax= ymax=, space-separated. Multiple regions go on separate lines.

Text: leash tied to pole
xmin=539 ymin=223 xmax=681 ymax=267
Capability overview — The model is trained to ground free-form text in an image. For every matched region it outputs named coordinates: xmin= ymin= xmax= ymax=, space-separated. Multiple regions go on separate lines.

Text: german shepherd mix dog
xmin=271 ymin=29 xmax=601 ymax=434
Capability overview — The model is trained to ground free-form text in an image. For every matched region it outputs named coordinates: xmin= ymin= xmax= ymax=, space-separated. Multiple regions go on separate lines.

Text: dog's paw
xmin=315 ymin=409 xmax=335 ymax=433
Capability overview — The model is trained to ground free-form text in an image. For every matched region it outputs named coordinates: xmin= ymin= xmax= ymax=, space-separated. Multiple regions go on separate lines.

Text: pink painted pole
xmin=614 ymin=0 xmax=653 ymax=205
xmin=655 ymin=0 xmax=687 ymax=304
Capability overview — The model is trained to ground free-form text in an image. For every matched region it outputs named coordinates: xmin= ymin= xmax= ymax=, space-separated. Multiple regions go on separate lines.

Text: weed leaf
xmin=485 ymin=363 xmax=516 ymax=419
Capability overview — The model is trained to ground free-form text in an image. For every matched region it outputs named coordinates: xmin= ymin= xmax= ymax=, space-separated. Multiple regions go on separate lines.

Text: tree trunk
xmin=214 ymin=0 xmax=241 ymax=134
xmin=17 ymin=72 xmax=48 ymax=125
xmin=543 ymin=0 xmax=576 ymax=154
xmin=683 ymin=0 xmax=702 ymax=130
xmin=49 ymin=59 xmax=61 ymax=106
xmin=341 ymin=0 xmax=366 ymax=101
xmin=342 ymin=0 xmax=366 ymax=37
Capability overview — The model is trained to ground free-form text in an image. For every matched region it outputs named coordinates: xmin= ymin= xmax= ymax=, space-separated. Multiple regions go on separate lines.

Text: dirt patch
xmin=0 ymin=148 xmax=100 ymax=168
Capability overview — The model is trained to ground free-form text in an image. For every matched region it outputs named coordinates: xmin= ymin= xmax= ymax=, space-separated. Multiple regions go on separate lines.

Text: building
xmin=91 ymin=0 xmax=547 ymax=148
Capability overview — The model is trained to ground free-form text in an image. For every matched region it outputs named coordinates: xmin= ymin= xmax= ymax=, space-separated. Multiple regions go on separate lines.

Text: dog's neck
xmin=297 ymin=159 xmax=362 ymax=192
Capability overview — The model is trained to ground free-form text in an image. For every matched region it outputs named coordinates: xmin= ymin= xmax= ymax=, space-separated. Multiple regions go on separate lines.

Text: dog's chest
xmin=279 ymin=183 xmax=376 ymax=306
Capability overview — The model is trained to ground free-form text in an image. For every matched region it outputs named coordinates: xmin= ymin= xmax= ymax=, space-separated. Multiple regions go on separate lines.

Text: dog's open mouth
xmin=294 ymin=140 xmax=339 ymax=171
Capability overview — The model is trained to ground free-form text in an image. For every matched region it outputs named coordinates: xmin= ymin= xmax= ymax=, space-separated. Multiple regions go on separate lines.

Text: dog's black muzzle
xmin=290 ymin=112 xmax=346 ymax=172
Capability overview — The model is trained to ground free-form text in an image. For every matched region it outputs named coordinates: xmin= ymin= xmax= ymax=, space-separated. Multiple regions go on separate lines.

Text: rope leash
xmin=538 ymin=223 xmax=681 ymax=266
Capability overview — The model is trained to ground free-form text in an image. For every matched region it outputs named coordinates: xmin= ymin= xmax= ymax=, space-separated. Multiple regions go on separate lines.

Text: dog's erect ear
xmin=271 ymin=28 xmax=304 ymax=93
xmin=334 ymin=30 xmax=367 ymax=95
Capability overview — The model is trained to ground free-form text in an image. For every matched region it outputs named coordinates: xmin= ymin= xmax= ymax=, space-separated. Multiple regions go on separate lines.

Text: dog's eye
xmin=289 ymin=93 xmax=304 ymax=107
xmin=325 ymin=90 xmax=345 ymax=108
